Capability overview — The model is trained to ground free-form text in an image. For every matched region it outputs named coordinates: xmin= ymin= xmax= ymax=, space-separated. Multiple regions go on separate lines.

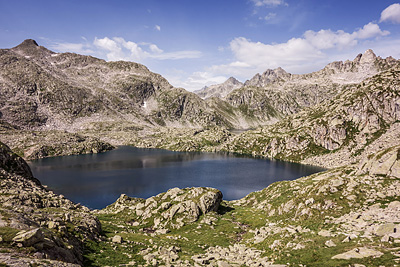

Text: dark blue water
xmin=28 ymin=146 xmax=324 ymax=209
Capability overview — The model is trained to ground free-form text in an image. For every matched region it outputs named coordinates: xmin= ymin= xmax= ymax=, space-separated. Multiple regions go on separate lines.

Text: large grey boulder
xmin=102 ymin=187 xmax=223 ymax=230
xmin=332 ymin=247 xmax=383 ymax=259
xmin=358 ymin=145 xmax=400 ymax=178
xmin=13 ymin=228 xmax=44 ymax=247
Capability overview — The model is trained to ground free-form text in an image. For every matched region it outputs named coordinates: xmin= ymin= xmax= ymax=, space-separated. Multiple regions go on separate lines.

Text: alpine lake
xmin=28 ymin=146 xmax=324 ymax=210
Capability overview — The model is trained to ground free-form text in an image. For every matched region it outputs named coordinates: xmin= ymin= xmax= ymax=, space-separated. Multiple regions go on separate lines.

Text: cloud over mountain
xmin=380 ymin=3 xmax=400 ymax=24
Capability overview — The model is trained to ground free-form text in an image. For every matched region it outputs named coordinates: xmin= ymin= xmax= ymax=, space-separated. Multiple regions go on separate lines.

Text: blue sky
xmin=1 ymin=0 xmax=400 ymax=91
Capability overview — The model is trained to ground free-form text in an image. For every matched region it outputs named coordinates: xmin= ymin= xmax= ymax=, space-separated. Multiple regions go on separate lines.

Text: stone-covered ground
xmin=81 ymin=146 xmax=400 ymax=267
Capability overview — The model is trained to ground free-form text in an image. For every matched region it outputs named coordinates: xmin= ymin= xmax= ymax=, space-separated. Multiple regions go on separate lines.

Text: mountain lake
xmin=28 ymin=146 xmax=325 ymax=209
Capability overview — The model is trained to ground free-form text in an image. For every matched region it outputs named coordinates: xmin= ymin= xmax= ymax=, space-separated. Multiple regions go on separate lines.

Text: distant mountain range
xmin=0 ymin=39 xmax=399 ymax=164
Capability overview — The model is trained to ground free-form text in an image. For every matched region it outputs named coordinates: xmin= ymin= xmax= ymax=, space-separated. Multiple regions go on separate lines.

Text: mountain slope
xmin=222 ymin=65 xmax=400 ymax=168
xmin=224 ymin=50 xmax=398 ymax=124
xmin=0 ymin=39 xmax=231 ymax=131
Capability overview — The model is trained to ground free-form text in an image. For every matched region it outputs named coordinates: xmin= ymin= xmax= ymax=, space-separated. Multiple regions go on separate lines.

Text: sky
xmin=1 ymin=0 xmax=400 ymax=91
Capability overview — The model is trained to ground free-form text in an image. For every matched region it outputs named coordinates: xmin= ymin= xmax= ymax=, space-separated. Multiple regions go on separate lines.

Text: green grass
xmin=0 ymin=227 xmax=20 ymax=242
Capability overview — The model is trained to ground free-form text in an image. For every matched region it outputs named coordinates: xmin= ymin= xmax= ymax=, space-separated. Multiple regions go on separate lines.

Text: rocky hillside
xmin=0 ymin=39 xmax=230 ymax=131
xmin=0 ymin=107 xmax=400 ymax=266
xmin=194 ymin=77 xmax=243 ymax=99
xmin=74 ymin=144 xmax=400 ymax=266
xmin=1 ymin=132 xmax=399 ymax=266
xmin=121 ymin=63 xmax=400 ymax=169
xmin=224 ymin=50 xmax=398 ymax=123
xmin=0 ymin=142 xmax=102 ymax=266
xmin=1 ymin=40 xmax=399 ymax=161
xmin=222 ymin=65 xmax=400 ymax=168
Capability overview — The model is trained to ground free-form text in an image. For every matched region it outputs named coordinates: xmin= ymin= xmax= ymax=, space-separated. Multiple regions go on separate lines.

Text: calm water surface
xmin=28 ymin=146 xmax=324 ymax=209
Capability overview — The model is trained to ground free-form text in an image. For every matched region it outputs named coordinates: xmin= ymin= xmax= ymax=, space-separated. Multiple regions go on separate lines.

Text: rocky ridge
xmin=0 ymin=39 xmax=231 ymax=132
xmin=2 ymin=41 xmax=400 ymax=162
xmin=223 ymin=49 xmax=398 ymax=123
xmin=220 ymin=65 xmax=400 ymax=168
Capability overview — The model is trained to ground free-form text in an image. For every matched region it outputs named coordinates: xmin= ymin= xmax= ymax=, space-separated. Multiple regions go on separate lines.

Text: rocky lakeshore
xmin=1 ymin=140 xmax=400 ymax=266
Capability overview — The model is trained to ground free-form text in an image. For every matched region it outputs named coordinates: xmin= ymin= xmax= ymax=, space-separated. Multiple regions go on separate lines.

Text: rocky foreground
xmin=0 ymin=140 xmax=399 ymax=266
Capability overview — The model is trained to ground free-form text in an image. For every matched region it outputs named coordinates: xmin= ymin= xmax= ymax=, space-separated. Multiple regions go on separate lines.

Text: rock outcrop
xmin=99 ymin=187 xmax=223 ymax=230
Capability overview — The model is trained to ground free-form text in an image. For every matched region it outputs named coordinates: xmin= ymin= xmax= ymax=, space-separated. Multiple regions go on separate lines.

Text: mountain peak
xmin=360 ymin=49 xmax=377 ymax=64
xmin=194 ymin=77 xmax=243 ymax=99
xmin=225 ymin=77 xmax=241 ymax=84
xmin=11 ymin=39 xmax=54 ymax=57
xmin=15 ymin=39 xmax=39 ymax=49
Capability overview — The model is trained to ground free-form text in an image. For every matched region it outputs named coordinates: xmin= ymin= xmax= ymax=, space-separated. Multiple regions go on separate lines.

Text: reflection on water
xmin=28 ymin=146 xmax=324 ymax=209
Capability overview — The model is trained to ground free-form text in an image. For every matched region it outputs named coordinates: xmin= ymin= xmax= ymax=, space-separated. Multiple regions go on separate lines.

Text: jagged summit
xmin=244 ymin=67 xmax=291 ymax=87
xmin=194 ymin=76 xmax=244 ymax=99
xmin=226 ymin=76 xmax=241 ymax=84
xmin=359 ymin=49 xmax=377 ymax=64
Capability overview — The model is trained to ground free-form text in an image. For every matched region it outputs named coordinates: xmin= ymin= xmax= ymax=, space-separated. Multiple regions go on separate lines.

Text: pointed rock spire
xmin=360 ymin=49 xmax=377 ymax=65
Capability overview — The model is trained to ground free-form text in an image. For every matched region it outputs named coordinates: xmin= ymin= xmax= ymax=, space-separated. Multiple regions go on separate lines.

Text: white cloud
xmin=149 ymin=44 xmax=163 ymax=54
xmin=155 ymin=25 xmax=161 ymax=31
xmin=262 ymin=12 xmax=277 ymax=22
xmin=92 ymin=37 xmax=201 ymax=61
xmin=252 ymin=0 xmax=287 ymax=7
xmin=151 ymin=50 xmax=202 ymax=60
xmin=50 ymin=42 xmax=94 ymax=54
xmin=355 ymin=22 xmax=390 ymax=39
xmin=303 ymin=23 xmax=388 ymax=51
xmin=167 ymin=71 xmax=228 ymax=91
xmin=380 ymin=3 xmax=400 ymax=24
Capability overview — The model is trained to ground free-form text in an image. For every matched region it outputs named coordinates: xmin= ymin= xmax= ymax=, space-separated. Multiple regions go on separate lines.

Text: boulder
xmin=0 ymin=142 xmax=38 ymax=183
xmin=199 ymin=190 xmax=223 ymax=214
xmin=325 ymin=240 xmax=336 ymax=247
xmin=358 ymin=146 xmax=400 ymax=178
xmin=104 ymin=187 xmax=223 ymax=229
xmin=112 ymin=235 xmax=123 ymax=244
xmin=374 ymin=223 xmax=397 ymax=236
xmin=332 ymin=247 xmax=383 ymax=259
xmin=13 ymin=228 xmax=44 ymax=247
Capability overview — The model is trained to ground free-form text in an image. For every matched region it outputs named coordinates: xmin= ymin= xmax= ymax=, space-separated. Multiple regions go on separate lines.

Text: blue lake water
xmin=28 ymin=146 xmax=324 ymax=209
